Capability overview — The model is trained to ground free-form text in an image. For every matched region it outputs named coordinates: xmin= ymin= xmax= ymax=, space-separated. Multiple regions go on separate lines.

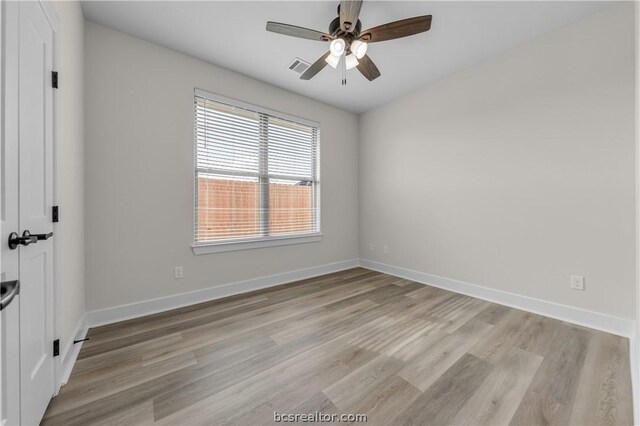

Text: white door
xmin=1 ymin=2 xmax=57 ymax=425
xmin=1 ymin=3 xmax=23 ymax=425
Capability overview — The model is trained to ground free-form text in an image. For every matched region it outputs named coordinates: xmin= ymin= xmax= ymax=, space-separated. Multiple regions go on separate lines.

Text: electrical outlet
xmin=570 ymin=275 xmax=584 ymax=291
xmin=368 ymin=243 xmax=374 ymax=252
xmin=175 ymin=266 xmax=184 ymax=279
xmin=383 ymin=245 xmax=389 ymax=254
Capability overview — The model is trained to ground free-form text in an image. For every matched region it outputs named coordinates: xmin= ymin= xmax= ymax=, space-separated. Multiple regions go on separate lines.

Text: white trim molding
xmin=194 ymin=88 xmax=320 ymax=128
xmin=87 ymin=257 xmax=636 ymax=336
xmin=630 ymin=324 xmax=639 ymax=425
xmin=87 ymin=259 xmax=359 ymax=327
xmin=56 ymin=315 xmax=88 ymax=392
xmin=359 ymin=258 xmax=635 ymax=338
xmin=192 ymin=234 xmax=322 ymax=255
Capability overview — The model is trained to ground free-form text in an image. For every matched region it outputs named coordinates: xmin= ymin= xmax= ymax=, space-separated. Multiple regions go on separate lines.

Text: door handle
xmin=0 ymin=280 xmax=20 ymax=311
xmin=32 ymin=232 xmax=53 ymax=241
xmin=7 ymin=230 xmax=53 ymax=250
xmin=8 ymin=231 xmax=36 ymax=249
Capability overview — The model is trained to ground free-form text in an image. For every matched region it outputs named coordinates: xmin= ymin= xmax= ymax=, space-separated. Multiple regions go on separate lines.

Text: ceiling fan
xmin=266 ymin=0 xmax=432 ymax=83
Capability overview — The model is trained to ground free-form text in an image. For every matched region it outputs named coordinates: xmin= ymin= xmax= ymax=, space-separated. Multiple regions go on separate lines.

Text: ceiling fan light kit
xmin=350 ymin=39 xmax=368 ymax=59
xmin=325 ymin=53 xmax=341 ymax=69
xmin=329 ymin=38 xmax=346 ymax=56
xmin=345 ymin=54 xmax=359 ymax=70
xmin=266 ymin=0 xmax=433 ymax=83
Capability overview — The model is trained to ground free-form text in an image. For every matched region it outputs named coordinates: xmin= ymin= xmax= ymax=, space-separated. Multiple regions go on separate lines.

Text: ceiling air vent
xmin=289 ymin=58 xmax=310 ymax=75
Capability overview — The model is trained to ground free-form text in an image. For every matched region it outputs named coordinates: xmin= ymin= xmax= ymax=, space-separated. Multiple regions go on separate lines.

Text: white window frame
xmin=192 ymin=89 xmax=321 ymax=255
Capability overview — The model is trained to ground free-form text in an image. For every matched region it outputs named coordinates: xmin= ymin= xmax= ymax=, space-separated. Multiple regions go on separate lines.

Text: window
xmin=193 ymin=89 xmax=320 ymax=253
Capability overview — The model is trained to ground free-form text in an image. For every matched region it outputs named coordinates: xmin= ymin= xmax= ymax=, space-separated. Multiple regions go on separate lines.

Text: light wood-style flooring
xmin=43 ymin=268 xmax=633 ymax=425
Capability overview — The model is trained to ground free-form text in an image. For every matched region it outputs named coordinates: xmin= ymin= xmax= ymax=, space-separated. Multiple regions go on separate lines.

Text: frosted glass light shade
xmin=350 ymin=40 xmax=368 ymax=59
xmin=325 ymin=54 xmax=340 ymax=69
xmin=329 ymin=38 xmax=346 ymax=56
xmin=345 ymin=54 xmax=359 ymax=70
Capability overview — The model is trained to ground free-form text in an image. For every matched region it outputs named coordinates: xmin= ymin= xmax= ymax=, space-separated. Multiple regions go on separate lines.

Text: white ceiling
xmin=81 ymin=1 xmax=615 ymax=113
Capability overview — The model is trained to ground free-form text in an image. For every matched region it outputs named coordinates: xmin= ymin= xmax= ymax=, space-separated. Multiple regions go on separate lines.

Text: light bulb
xmin=345 ymin=54 xmax=359 ymax=70
xmin=329 ymin=38 xmax=346 ymax=56
xmin=325 ymin=54 xmax=340 ymax=69
xmin=350 ymin=39 xmax=368 ymax=59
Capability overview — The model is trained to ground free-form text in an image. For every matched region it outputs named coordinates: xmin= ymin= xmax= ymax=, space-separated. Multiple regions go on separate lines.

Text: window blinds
xmin=194 ymin=91 xmax=320 ymax=243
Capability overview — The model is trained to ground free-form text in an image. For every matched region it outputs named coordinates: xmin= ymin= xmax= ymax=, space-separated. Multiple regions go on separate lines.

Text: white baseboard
xmin=631 ymin=324 xmax=639 ymax=425
xmin=57 ymin=315 xmax=88 ymax=389
xmin=86 ymin=257 xmax=634 ymax=336
xmin=359 ymin=258 xmax=635 ymax=338
xmin=86 ymin=259 xmax=360 ymax=327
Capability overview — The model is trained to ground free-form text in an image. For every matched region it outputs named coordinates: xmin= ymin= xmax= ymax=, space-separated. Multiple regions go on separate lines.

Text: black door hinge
xmin=52 ymin=206 xmax=59 ymax=223
xmin=52 ymin=71 xmax=58 ymax=89
xmin=53 ymin=339 xmax=60 ymax=357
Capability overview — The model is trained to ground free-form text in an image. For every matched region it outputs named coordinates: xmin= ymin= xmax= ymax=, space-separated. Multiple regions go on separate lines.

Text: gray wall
xmin=84 ymin=22 xmax=359 ymax=311
xmin=358 ymin=4 xmax=636 ymax=319
xmin=635 ymin=2 xmax=640 ymax=417
xmin=52 ymin=0 xmax=86 ymax=353
xmin=84 ymin=4 xmax=636 ymax=321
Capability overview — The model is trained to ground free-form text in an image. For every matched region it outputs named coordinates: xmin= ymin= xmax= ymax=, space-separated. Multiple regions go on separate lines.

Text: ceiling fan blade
xmin=266 ymin=22 xmax=332 ymax=42
xmin=340 ymin=0 xmax=363 ymax=33
xmin=356 ymin=54 xmax=381 ymax=81
xmin=300 ymin=52 xmax=332 ymax=80
xmin=359 ymin=15 xmax=432 ymax=43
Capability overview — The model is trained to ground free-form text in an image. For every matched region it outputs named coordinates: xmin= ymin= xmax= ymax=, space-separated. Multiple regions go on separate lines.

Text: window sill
xmin=192 ymin=233 xmax=322 ymax=255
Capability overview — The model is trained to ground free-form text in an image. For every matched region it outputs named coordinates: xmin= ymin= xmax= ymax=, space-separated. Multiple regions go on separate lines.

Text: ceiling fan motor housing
xmin=329 ymin=17 xmax=362 ymax=39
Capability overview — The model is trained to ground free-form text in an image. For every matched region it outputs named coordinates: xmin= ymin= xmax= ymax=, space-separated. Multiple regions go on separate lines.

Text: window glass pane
xmin=194 ymin=93 xmax=319 ymax=244
xmin=267 ymin=117 xmax=315 ymax=179
xmin=197 ymin=174 xmax=260 ymax=241
xmin=196 ymin=98 xmax=260 ymax=174
xmin=269 ymin=179 xmax=316 ymax=236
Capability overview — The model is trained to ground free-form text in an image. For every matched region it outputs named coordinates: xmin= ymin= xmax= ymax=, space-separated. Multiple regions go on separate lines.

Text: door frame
xmin=1 ymin=0 xmax=62 ymax=401
xmin=40 ymin=0 xmax=64 ymax=397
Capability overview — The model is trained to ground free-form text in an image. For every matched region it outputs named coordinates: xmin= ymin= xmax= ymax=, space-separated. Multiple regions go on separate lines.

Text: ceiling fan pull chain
xmin=342 ymin=53 xmax=347 ymax=85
